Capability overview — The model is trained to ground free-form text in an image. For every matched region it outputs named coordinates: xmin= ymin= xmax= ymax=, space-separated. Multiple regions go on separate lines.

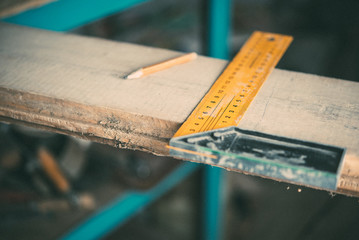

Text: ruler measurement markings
xmin=208 ymin=95 xmax=236 ymax=131
xmin=181 ymin=94 xmax=221 ymax=134
xmin=212 ymin=96 xmax=236 ymax=129
xmin=174 ymin=32 xmax=292 ymax=138
xmin=199 ymin=95 xmax=225 ymax=132
xmin=215 ymin=45 xmax=267 ymax=128
xmin=206 ymin=107 xmax=224 ymax=132
xmin=202 ymin=103 xmax=222 ymax=132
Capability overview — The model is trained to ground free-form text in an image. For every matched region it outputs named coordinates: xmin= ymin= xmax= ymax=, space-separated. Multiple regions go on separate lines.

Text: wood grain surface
xmin=1 ymin=23 xmax=359 ymax=196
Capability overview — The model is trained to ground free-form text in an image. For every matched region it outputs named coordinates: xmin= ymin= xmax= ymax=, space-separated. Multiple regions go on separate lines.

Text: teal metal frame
xmin=61 ymin=162 xmax=199 ymax=240
xmin=208 ymin=0 xmax=231 ymax=60
xmin=205 ymin=1 xmax=231 ymax=240
xmin=3 ymin=0 xmax=148 ymax=31
xmin=1 ymin=0 xmax=232 ymax=239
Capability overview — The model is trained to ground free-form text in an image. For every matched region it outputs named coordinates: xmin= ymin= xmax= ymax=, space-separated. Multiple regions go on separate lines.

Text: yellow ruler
xmin=173 ymin=31 xmax=293 ymax=138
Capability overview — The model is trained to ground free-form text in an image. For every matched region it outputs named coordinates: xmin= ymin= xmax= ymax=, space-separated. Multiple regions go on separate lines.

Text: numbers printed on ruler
xmin=174 ymin=32 xmax=293 ymax=138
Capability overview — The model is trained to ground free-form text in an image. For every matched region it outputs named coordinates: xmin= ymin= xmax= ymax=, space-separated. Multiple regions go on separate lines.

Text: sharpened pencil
xmin=125 ymin=52 xmax=197 ymax=79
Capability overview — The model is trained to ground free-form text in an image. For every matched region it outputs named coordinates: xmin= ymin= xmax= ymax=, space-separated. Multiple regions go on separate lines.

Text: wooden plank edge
xmin=337 ymin=154 xmax=359 ymax=196
xmin=0 ymin=87 xmax=178 ymax=155
xmin=1 ymin=89 xmax=359 ymax=197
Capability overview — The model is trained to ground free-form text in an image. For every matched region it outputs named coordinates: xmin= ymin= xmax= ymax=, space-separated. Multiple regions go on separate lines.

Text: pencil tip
xmin=125 ymin=69 xmax=143 ymax=79
xmin=191 ymin=52 xmax=198 ymax=58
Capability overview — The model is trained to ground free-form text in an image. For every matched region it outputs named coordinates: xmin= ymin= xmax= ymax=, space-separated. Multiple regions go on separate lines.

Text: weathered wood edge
xmin=0 ymin=87 xmax=177 ymax=155
xmin=1 ymin=86 xmax=359 ymax=197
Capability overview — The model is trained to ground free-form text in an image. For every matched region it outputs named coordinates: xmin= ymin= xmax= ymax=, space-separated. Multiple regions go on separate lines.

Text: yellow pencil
xmin=125 ymin=52 xmax=197 ymax=79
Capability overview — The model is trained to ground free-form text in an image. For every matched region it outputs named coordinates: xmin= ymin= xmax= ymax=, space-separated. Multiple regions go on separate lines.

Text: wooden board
xmin=0 ymin=0 xmax=54 ymax=18
xmin=1 ymin=23 xmax=359 ymax=196
xmin=0 ymin=23 xmax=227 ymax=154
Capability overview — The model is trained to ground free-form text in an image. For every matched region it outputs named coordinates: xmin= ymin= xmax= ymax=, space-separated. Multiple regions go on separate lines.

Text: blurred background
xmin=1 ymin=0 xmax=359 ymax=239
